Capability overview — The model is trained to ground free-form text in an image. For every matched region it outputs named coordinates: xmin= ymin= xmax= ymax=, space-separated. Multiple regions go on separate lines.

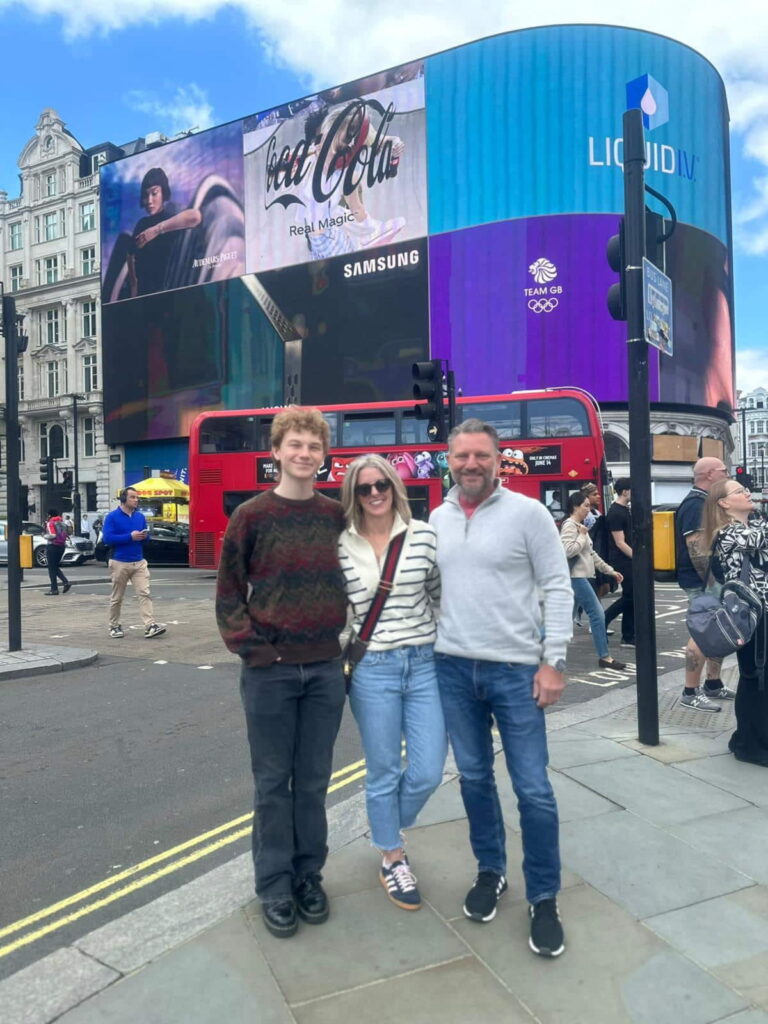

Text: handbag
xmin=686 ymin=549 xmax=763 ymax=659
xmin=342 ymin=531 xmax=406 ymax=687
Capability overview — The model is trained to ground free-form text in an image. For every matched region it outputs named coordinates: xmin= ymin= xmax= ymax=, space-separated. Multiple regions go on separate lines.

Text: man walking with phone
xmin=101 ymin=487 xmax=166 ymax=640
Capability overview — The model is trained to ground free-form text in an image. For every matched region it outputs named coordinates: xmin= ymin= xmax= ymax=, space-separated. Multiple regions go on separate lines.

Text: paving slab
xmin=549 ymin=770 xmax=623 ymax=823
xmin=674 ymin=755 xmax=768 ymax=807
xmin=547 ymin=737 xmax=639 ymax=769
xmin=292 ymin=956 xmax=534 ymax=1024
xmin=562 ymin=756 xmax=748 ymax=826
xmin=670 ymin=807 xmax=768 ymax=885
xmin=560 ymin=811 xmax=753 ymax=918
xmin=246 ymin=888 xmax=466 ymax=1005
xmin=717 ymin=1012 xmax=768 ymax=1024
xmin=619 ymin=950 xmax=747 ymax=1023
xmin=453 ymin=883 xmax=666 ymax=1024
xmin=645 ymin=895 xmax=768 ymax=967
xmin=0 ymin=947 xmax=118 ymax=1024
xmin=620 ymin=732 xmax=732 ymax=763
xmin=58 ymin=911 xmax=292 ymax=1024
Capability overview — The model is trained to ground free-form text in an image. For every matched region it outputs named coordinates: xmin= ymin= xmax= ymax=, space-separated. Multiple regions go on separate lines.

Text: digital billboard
xmin=101 ymin=26 xmax=734 ymax=447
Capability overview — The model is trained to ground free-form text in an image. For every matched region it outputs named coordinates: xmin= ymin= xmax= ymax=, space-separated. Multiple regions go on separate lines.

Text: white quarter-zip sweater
xmin=429 ymin=483 xmax=573 ymax=665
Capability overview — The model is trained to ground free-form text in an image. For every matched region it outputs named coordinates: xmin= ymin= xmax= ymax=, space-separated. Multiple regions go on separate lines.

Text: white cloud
xmin=736 ymin=348 xmax=768 ymax=393
xmin=7 ymin=0 xmax=768 ymax=251
xmin=125 ymin=83 xmax=214 ymax=136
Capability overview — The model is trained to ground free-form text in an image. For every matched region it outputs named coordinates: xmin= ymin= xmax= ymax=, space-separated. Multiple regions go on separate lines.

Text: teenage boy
xmin=215 ymin=406 xmax=347 ymax=939
xmin=430 ymin=419 xmax=573 ymax=958
xmin=604 ymin=478 xmax=634 ymax=647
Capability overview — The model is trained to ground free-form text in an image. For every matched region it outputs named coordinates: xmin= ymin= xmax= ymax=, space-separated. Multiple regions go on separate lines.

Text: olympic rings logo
xmin=527 ymin=297 xmax=559 ymax=314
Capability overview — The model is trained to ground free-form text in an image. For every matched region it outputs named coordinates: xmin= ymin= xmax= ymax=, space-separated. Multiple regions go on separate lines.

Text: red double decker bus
xmin=188 ymin=388 xmax=607 ymax=569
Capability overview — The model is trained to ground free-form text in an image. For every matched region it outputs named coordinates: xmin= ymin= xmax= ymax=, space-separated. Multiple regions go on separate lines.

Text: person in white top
xmin=338 ymin=454 xmax=446 ymax=912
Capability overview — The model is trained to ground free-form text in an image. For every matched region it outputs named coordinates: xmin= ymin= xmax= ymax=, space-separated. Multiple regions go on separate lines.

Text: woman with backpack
xmin=44 ymin=508 xmax=71 ymax=596
xmin=703 ymin=480 xmax=768 ymax=766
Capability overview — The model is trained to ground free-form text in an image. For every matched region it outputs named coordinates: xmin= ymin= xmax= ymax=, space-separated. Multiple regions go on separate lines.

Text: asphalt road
xmin=0 ymin=567 xmax=692 ymax=980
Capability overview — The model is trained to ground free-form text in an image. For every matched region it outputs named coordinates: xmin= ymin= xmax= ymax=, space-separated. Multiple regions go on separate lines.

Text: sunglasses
xmin=354 ymin=478 xmax=392 ymax=498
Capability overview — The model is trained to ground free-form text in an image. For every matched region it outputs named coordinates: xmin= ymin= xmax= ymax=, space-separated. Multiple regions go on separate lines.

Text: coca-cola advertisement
xmin=243 ymin=61 xmax=427 ymax=273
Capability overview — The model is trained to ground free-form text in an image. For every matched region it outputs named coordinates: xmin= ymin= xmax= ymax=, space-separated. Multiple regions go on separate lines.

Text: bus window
xmin=322 ymin=412 xmax=339 ymax=447
xmin=541 ymin=482 xmax=594 ymax=525
xmin=199 ymin=416 xmax=267 ymax=453
xmin=527 ymin=398 xmax=589 ymax=438
xmin=223 ymin=491 xmax=256 ymax=517
xmin=341 ymin=413 xmax=397 ymax=447
xmin=459 ymin=401 xmax=522 ymax=439
xmin=400 ymin=413 xmax=431 ymax=445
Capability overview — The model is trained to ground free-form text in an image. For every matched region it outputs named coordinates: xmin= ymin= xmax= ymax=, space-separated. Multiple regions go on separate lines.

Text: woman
xmin=560 ymin=491 xmax=625 ymax=670
xmin=339 ymin=455 xmax=446 ymax=911
xmin=44 ymin=508 xmax=71 ymax=596
xmin=703 ymin=479 xmax=768 ymax=766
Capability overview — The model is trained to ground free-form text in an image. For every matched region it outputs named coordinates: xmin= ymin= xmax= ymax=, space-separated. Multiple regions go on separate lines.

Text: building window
xmin=750 ymin=443 xmax=757 ymax=460
xmin=81 ymin=300 xmax=97 ymax=338
xmin=37 ymin=254 xmax=60 ymax=285
xmin=81 ymin=245 xmax=96 ymax=275
xmin=83 ymin=353 xmax=98 ymax=392
xmin=46 ymin=172 xmax=57 ymax=197
xmin=39 ymin=422 xmax=48 ymax=459
xmin=47 ymin=361 xmax=60 ymax=398
xmin=80 ymin=201 xmax=95 ymax=232
xmin=91 ymin=152 xmax=107 ymax=175
xmin=10 ymin=265 xmax=23 ymax=291
xmin=9 ymin=221 xmax=22 ymax=250
xmin=83 ymin=417 xmax=96 ymax=457
xmin=605 ymin=433 xmax=630 ymax=462
xmin=43 ymin=209 xmax=65 ymax=241
xmin=17 ymin=363 xmax=24 ymax=400
xmin=38 ymin=307 xmax=62 ymax=346
xmin=19 ymin=427 xmax=25 ymax=465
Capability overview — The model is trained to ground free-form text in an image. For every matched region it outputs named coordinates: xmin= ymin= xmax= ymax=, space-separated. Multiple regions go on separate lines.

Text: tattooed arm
xmin=685 ymin=530 xmax=710 ymax=583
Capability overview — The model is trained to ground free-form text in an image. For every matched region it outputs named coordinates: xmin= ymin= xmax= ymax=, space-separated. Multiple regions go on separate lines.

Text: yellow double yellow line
xmin=0 ymin=757 xmax=367 ymax=960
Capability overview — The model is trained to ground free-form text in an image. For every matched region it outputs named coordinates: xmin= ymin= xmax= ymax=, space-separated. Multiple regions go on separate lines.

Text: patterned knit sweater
xmin=215 ymin=490 xmax=347 ymax=667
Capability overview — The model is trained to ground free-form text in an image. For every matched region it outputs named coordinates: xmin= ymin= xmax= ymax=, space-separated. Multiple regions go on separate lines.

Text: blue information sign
xmin=642 ymin=258 xmax=673 ymax=355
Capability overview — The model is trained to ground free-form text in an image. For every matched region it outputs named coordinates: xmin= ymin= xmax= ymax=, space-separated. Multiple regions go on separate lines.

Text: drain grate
xmin=607 ymin=689 xmax=735 ymax=732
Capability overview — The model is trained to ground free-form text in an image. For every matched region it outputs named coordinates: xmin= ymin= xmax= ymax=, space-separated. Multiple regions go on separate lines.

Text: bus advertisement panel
xmin=188 ymin=389 xmax=605 ymax=568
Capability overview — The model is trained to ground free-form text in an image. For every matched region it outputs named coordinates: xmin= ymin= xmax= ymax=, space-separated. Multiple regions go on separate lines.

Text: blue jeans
xmin=349 ymin=644 xmax=447 ymax=851
xmin=571 ymin=577 xmax=609 ymax=659
xmin=436 ymin=655 xmax=560 ymax=904
xmin=240 ymin=659 xmax=346 ymax=902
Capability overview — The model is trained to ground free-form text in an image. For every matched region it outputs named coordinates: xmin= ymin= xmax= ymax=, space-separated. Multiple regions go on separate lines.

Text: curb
xmin=0 ymin=646 xmax=98 ymax=682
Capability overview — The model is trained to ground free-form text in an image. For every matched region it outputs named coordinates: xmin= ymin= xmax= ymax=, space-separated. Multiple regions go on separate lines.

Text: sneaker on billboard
xmin=680 ymin=689 xmax=722 ymax=713
xmin=346 ymin=215 xmax=406 ymax=248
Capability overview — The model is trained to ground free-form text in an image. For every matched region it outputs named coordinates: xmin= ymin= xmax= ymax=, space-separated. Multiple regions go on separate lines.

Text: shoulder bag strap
xmin=356 ymin=531 xmax=407 ymax=645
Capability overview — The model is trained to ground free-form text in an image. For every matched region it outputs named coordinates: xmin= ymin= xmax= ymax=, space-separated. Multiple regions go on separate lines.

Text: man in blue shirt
xmin=101 ymin=487 xmax=166 ymax=640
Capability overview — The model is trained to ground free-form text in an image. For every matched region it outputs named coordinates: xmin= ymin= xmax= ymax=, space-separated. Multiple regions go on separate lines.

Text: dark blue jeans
xmin=240 ymin=659 xmax=345 ymax=903
xmin=46 ymin=543 xmax=69 ymax=592
xmin=436 ymin=654 xmax=561 ymax=904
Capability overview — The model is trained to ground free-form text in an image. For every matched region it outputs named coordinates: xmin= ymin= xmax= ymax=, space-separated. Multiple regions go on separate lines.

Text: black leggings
xmin=732 ymin=619 xmax=768 ymax=766
xmin=47 ymin=544 xmax=69 ymax=592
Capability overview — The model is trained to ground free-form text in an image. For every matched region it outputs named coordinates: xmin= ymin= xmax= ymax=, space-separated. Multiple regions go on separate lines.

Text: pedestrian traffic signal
xmin=735 ymin=465 xmax=754 ymax=493
xmin=62 ymin=470 xmax=73 ymax=490
xmin=412 ymin=360 xmax=447 ymax=443
xmin=39 ymin=457 xmax=51 ymax=484
xmin=605 ymin=218 xmax=627 ymax=322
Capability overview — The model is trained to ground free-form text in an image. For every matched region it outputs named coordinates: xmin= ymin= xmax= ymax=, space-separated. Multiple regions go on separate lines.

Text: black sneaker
xmin=463 ymin=871 xmax=507 ymax=922
xmin=294 ymin=874 xmax=329 ymax=924
xmin=529 ymin=898 xmax=565 ymax=957
xmin=62 ymin=582 xmax=72 ymax=593
xmin=109 ymin=625 xmax=124 ymax=639
xmin=262 ymin=898 xmax=298 ymax=938
xmin=144 ymin=623 xmax=166 ymax=639
xmin=380 ymin=858 xmax=421 ymax=910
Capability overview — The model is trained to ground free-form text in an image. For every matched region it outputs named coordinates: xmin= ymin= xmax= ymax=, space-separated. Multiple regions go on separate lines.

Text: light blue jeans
xmin=349 ymin=644 xmax=447 ymax=851
xmin=570 ymin=577 xmax=609 ymax=659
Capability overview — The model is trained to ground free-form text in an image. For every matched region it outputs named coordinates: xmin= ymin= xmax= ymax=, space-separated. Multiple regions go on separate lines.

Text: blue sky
xmin=1 ymin=1 xmax=767 ymax=394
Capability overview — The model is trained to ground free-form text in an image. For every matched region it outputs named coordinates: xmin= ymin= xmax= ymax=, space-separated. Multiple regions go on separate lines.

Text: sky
xmin=1 ymin=0 xmax=767 ymax=395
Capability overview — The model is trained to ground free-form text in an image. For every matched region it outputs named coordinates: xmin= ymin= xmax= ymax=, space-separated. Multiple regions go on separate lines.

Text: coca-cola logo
xmin=264 ymin=99 xmax=399 ymax=211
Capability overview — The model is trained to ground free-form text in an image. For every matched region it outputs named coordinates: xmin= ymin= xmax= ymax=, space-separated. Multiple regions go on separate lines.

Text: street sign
xmin=642 ymin=257 xmax=673 ymax=355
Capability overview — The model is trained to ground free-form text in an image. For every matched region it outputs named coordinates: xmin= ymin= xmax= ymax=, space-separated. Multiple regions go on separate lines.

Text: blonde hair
xmin=340 ymin=454 xmax=412 ymax=533
xmin=270 ymin=406 xmax=330 ymax=453
xmin=702 ymin=478 xmax=735 ymax=551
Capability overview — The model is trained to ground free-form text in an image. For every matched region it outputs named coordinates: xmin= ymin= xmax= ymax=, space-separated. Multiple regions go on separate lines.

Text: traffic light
xmin=412 ymin=360 xmax=447 ymax=443
xmin=605 ymin=218 xmax=627 ymax=321
xmin=1 ymin=293 xmax=29 ymax=354
xmin=62 ymin=470 xmax=73 ymax=490
xmin=736 ymin=466 xmax=754 ymax=493
xmin=645 ymin=209 xmax=665 ymax=271
xmin=39 ymin=457 xmax=51 ymax=484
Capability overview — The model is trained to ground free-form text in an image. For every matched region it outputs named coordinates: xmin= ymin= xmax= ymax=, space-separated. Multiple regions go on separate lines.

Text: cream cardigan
xmin=560 ymin=517 xmax=617 ymax=580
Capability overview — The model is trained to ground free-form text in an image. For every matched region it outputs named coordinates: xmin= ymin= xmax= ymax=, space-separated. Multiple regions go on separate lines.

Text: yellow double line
xmin=0 ymin=757 xmax=367 ymax=960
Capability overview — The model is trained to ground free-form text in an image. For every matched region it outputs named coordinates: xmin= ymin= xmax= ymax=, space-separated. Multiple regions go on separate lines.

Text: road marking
xmin=0 ymin=754 xmax=369 ymax=960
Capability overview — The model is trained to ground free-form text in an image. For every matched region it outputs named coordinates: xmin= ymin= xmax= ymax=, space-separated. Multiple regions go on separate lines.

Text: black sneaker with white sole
xmin=109 ymin=625 xmax=124 ymax=639
xmin=463 ymin=871 xmax=507 ymax=922
xmin=529 ymin=898 xmax=565 ymax=957
xmin=144 ymin=623 xmax=166 ymax=639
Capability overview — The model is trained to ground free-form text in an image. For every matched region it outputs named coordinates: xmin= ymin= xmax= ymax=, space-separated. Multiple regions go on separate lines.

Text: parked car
xmin=95 ymin=522 xmax=189 ymax=566
xmin=0 ymin=521 xmax=95 ymax=568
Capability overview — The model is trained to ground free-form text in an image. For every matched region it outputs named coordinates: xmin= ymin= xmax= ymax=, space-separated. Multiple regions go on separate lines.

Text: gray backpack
xmin=686 ymin=552 xmax=763 ymax=659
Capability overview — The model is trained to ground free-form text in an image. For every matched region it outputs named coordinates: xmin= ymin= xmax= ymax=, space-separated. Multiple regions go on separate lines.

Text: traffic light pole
xmin=2 ymin=291 xmax=24 ymax=651
xmin=622 ymin=108 xmax=659 ymax=746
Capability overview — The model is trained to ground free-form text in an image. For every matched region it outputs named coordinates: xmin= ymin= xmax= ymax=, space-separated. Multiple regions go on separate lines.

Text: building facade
xmin=732 ymin=387 xmax=768 ymax=490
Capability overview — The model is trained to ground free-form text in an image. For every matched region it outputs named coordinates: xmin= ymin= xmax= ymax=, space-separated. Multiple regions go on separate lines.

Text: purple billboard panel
xmin=429 ymin=215 xmax=733 ymax=412
xmin=101 ymin=122 xmax=246 ymax=305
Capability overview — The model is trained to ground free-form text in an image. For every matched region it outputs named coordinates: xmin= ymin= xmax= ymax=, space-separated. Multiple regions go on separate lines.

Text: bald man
xmin=676 ymin=457 xmax=736 ymax=712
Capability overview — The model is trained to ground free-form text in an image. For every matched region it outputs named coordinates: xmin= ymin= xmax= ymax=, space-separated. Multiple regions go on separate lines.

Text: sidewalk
xmin=0 ymin=643 xmax=97 ymax=681
xmin=3 ymin=662 xmax=768 ymax=1024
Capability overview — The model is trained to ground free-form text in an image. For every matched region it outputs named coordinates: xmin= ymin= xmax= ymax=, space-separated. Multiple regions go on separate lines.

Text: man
xmin=604 ymin=478 xmax=634 ymax=647
xmin=676 ymin=457 xmax=735 ymax=712
xmin=80 ymin=513 xmax=93 ymax=542
xmin=430 ymin=419 xmax=573 ymax=958
xmin=215 ymin=407 xmax=347 ymax=939
xmin=101 ymin=488 xmax=166 ymax=640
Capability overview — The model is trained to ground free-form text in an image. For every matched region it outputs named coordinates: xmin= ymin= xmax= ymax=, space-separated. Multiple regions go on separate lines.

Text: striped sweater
xmin=215 ymin=489 xmax=347 ymax=667
xmin=338 ymin=515 xmax=440 ymax=650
